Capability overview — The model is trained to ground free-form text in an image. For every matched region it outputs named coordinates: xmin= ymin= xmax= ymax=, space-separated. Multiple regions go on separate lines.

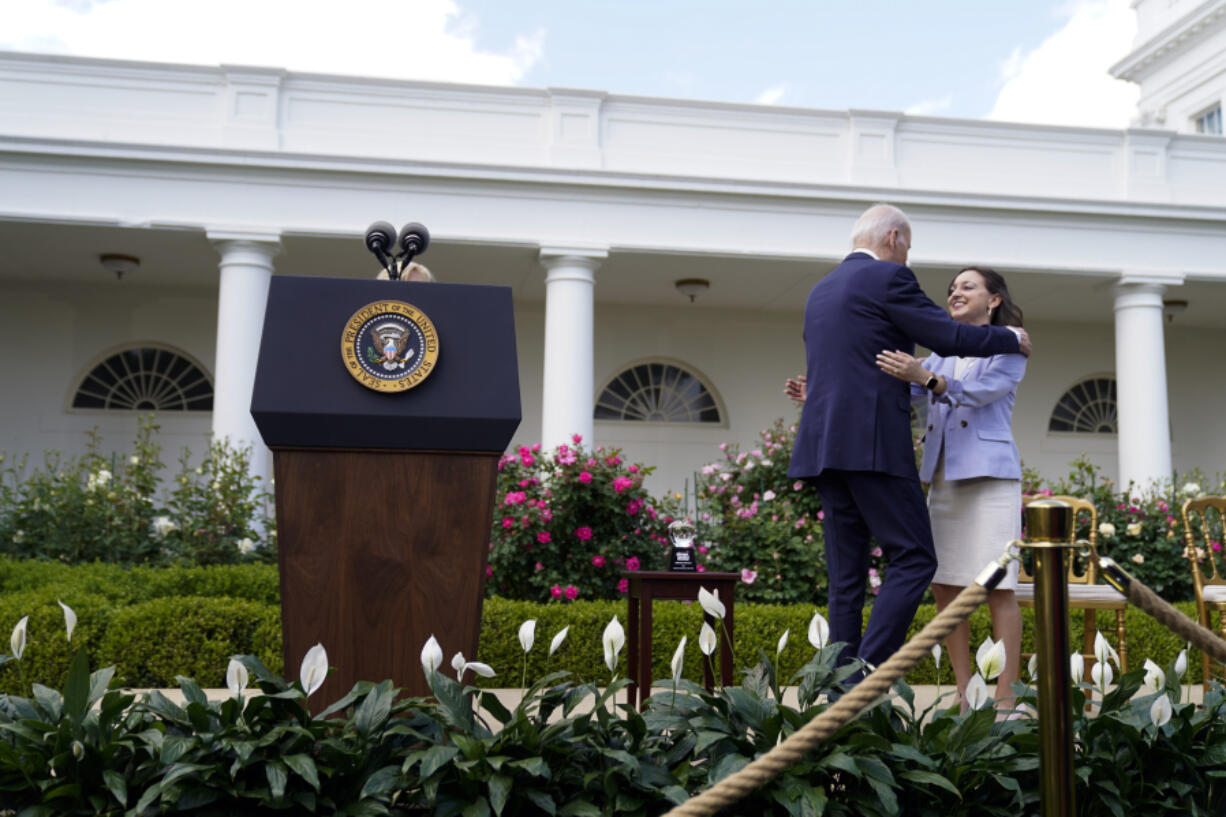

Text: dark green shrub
xmin=0 ymin=592 xmax=112 ymax=694
xmin=98 ymin=596 xmax=280 ymax=687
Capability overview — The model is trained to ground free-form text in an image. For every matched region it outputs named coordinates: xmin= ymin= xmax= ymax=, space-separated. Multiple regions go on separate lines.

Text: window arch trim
xmin=1047 ymin=373 xmax=1117 ymax=436
xmin=66 ymin=342 xmax=215 ymax=414
xmin=594 ymin=357 xmax=727 ymax=428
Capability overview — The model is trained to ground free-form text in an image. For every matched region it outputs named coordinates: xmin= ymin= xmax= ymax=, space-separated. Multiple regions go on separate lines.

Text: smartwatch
xmin=924 ymin=375 xmax=940 ymax=391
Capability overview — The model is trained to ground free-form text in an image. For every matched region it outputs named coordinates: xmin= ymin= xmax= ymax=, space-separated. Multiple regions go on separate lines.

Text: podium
xmin=251 ymin=275 xmax=520 ymax=701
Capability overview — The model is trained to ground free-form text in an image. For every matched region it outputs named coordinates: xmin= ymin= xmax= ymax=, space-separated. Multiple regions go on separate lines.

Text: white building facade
xmin=1 ymin=3 xmax=1224 ymax=497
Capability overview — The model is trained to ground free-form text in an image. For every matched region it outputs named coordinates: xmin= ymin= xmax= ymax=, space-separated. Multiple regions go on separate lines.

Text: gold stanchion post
xmin=1022 ymin=498 xmax=1077 ymax=817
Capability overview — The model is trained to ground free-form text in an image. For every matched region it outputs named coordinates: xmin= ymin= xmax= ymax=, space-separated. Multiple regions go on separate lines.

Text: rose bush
xmin=486 ymin=436 xmax=683 ymax=602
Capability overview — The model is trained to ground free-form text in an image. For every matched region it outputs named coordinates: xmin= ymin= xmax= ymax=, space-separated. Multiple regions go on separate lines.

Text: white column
xmin=1113 ymin=275 xmax=1179 ymax=493
xmin=209 ymin=233 xmax=280 ymax=491
xmin=539 ymin=247 xmax=606 ymax=451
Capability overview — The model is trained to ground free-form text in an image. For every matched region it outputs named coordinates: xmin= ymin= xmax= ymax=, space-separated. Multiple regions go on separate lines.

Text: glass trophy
xmin=668 ymin=519 xmax=697 ymax=572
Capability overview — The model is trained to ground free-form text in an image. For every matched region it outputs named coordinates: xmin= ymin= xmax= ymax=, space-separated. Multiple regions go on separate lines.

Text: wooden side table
xmin=624 ymin=570 xmax=738 ymax=710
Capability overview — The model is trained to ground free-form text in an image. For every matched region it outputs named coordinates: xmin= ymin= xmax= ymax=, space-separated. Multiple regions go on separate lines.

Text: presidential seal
xmin=341 ymin=300 xmax=439 ymax=392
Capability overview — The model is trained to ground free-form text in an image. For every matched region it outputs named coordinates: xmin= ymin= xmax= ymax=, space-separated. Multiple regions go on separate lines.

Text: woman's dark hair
xmin=949 ymin=265 xmax=1023 ymax=327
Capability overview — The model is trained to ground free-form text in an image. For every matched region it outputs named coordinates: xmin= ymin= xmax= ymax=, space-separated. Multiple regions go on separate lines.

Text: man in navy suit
xmin=788 ymin=203 xmax=1031 ymax=675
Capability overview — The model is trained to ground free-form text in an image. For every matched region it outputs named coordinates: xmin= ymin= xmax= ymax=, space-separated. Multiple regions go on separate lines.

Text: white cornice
xmin=1111 ymin=0 xmax=1226 ymax=81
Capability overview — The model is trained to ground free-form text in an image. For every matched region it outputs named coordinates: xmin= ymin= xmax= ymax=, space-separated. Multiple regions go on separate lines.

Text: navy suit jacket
xmin=788 ymin=253 xmax=1021 ymax=480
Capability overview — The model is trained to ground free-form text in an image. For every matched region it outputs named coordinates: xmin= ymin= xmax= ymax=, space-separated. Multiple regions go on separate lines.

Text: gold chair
xmin=1180 ymin=496 xmax=1226 ymax=686
xmin=1016 ymin=495 xmax=1128 ymax=671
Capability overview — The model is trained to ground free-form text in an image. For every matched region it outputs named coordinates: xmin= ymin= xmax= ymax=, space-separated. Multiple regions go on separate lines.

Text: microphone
xmin=364 ymin=221 xmax=397 ymax=277
xmin=397 ymin=222 xmax=430 ymax=259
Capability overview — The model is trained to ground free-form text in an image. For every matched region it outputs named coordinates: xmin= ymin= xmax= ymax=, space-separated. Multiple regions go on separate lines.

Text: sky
xmin=0 ymin=0 xmax=1141 ymax=128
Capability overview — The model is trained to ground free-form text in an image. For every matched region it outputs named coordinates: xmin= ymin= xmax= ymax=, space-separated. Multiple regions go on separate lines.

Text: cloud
xmin=0 ymin=0 xmax=544 ymax=85
xmin=905 ymin=94 xmax=954 ymax=116
xmin=755 ymin=83 xmax=788 ymax=106
xmin=988 ymin=0 xmax=1138 ymax=128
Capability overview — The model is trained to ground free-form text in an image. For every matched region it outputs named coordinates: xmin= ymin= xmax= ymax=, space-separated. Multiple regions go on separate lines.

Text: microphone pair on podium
xmin=365 ymin=221 xmax=430 ymax=281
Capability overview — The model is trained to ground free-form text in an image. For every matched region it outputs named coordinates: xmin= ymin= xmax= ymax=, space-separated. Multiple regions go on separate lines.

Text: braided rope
xmin=661 ymin=582 xmax=990 ymax=817
xmin=1094 ymin=556 xmax=1226 ymax=666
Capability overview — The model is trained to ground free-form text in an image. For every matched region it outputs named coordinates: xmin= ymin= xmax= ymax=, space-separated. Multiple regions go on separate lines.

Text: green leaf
xmin=175 ymin=675 xmax=208 ymax=707
xmin=558 ymin=800 xmax=601 ymax=817
xmin=488 ymin=773 xmax=512 ymax=816
xmin=266 ymin=760 xmax=288 ymax=801
xmin=462 ymin=797 xmax=492 ymax=817
xmin=353 ymin=681 xmax=394 ymax=738
xmin=31 ymin=684 xmax=62 ymax=722
xmin=417 ymin=745 xmax=460 ymax=780
xmin=61 ymin=649 xmax=91 ymax=724
xmin=710 ymin=753 xmax=750 ymax=783
xmin=359 ymin=765 xmax=402 ymax=799
xmin=102 ymin=769 xmax=128 ymax=806
xmin=284 ymin=753 xmax=320 ymax=791
xmin=522 ymin=789 xmax=557 ymax=815
xmin=87 ymin=665 xmax=116 ymax=709
xmin=507 ymin=756 xmax=550 ymax=779
xmin=899 ymin=770 xmax=961 ymax=798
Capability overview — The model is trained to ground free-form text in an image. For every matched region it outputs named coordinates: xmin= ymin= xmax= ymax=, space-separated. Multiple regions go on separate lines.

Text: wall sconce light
xmin=674 ymin=278 xmax=710 ymax=303
xmin=99 ymin=253 xmax=140 ymax=281
xmin=1162 ymin=299 xmax=1188 ymax=323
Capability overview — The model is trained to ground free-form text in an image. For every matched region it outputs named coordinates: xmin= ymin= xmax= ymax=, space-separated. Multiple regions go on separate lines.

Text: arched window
xmin=71 ymin=345 xmax=213 ymax=412
xmin=595 ymin=360 xmax=723 ymax=424
xmin=1048 ymin=376 xmax=1117 ymax=434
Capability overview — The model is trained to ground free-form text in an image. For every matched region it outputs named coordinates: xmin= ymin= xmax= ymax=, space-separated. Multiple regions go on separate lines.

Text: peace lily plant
xmin=2 ymin=606 xmax=1225 ymax=815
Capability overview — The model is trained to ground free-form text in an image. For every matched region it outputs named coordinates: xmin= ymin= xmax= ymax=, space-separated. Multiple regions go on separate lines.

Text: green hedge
xmin=0 ymin=559 xmax=1212 ymax=692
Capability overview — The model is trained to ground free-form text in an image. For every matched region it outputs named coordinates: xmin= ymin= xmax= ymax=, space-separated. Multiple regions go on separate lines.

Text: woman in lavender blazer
xmin=877 ymin=266 xmax=1027 ymax=713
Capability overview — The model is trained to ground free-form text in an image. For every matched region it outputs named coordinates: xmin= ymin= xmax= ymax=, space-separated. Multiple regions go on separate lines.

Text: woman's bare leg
xmin=931 ymin=582 xmax=972 ymax=708
xmin=988 ymin=588 xmax=1022 ymax=710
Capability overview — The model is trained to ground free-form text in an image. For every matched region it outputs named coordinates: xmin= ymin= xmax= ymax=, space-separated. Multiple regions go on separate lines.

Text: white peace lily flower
xmin=602 ymin=616 xmax=625 ymax=673
xmin=807 ymin=611 xmax=829 ymax=650
xmin=1028 ymin=653 xmax=1039 ymax=680
xmin=299 ymin=643 xmax=328 ymax=697
xmin=451 ymin=652 xmax=467 ymax=677
xmin=465 ymin=661 xmax=495 ymax=679
xmin=1097 ymin=522 xmax=1115 ymax=537
xmin=1126 ymin=522 xmax=1142 ymax=537
xmin=420 ymin=635 xmax=443 ymax=677
xmin=965 ymin=673 xmax=989 ymax=711
xmin=671 ymin=636 xmax=687 ymax=683
xmin=1143 ymin=658 xmax=1166 ymax=692
xmin=697 ymin=587 xmax=725 ymax=620
xmin=226 ymin=658 xmax=249 ymax=699
xmin=1182 ymin=482 xmax=1202 ymax=497
xmin=1070 ymin=653 xmax=1085 ymax=685
xmin=776 ymin=628 xmax=789 ymax=658
xmin=698 ymin=622 xmax=718 ymax=656
xmin=518 ymin=619 xmax=536 ymax=654
xmin=977 ymin=638 xmax=1007 ymax=681
xmin=10 ymin=615 xmax=28 ymax=660
xmin=1175 ymin=649 xmax=1188 ymax=679
xmin=57 ymin=600 xmax=76 ymax=643
xmin=1150 ymin=693 xmax=1173 ymax=727
xmin=1091 ymin=659 xmax=1114 ymax=693
xmin=549 ymin=625 xmax=570 ymax=656
xmin=1093 ymin=631 xmax=1120 ymax=668
xmin=931 ymin=643 xmax=941 ymax=668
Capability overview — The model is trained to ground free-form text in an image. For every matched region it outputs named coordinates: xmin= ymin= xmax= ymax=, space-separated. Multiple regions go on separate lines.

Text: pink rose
xmin=592 ymin=555 xmax=606 ymax=567
xmin=486 ymin=565 xmax=493 ymax=577
xmin=575 ymin=526 xmax=593 ymax=541
xmin=534 ymin=561 xmax=544 ymax=571
xmin=817 ymin=511 xmax=824 ymax=521
xmin=628 ymin=464 xmax=639 ymax=473
xmin=697 ymin=545 xmax=708 ymax=554
xmin=537 ymin=531 xmax=552 ymax=544
xmin=612 ymin=476 xmax=633 ymax=493
xmin=550 ymin=585 xmax=563 ymax=598
xmin=578 ymin=471 xmax=593 ymax=484
xmin=696 ymin=564 xmax=706 ymax=572
xmin=626 ymin=556 xmax=641 ymax=571
xmin=626 ymin=498 xmax=642 ymax=516
xmin=617 ymin=578 xmax=629 ymax=594
xmin=607 ymin=455 xmax=622 ymax=466
xmin=542 ymin=509 xmax=553 ymax=522
xmin=741 ymin=568 xmax=757 ymax=584
xmin=502 ymin=517 xmax=516 ymax=529
xmin=564 ymin=585 xmax=578 ymax=600
xmin=572 ymin=433 xmax=583 ymax=444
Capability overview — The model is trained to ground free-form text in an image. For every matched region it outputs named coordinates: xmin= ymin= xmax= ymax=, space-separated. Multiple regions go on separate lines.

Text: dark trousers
xmin=813 ymin=468 xmax=937 ymax=671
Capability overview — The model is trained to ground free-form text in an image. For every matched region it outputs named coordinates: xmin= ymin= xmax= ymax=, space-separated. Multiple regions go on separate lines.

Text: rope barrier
xmin=660 ymin=558 xmax=1006 ymax=817
xmin=1094 ymin=551 xmax=1226 ymax=666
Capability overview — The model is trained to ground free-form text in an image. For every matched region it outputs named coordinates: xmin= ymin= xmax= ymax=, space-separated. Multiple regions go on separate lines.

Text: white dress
xmin=927 ymin=357 xmax=1022 ymax=590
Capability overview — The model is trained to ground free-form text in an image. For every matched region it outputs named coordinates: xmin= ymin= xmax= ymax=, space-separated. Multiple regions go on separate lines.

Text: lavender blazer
xmin=913 ymin=351 xmax=1027 ymax=483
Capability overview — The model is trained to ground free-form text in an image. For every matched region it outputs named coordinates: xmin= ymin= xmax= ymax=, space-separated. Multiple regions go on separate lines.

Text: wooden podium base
xmin=273 ymin=448 xmax=498 ymax=703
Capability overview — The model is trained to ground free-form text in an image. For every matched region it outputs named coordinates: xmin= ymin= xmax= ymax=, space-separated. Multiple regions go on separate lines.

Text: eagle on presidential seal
xmin=364 ymin=322 xmax=416 ymax=371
